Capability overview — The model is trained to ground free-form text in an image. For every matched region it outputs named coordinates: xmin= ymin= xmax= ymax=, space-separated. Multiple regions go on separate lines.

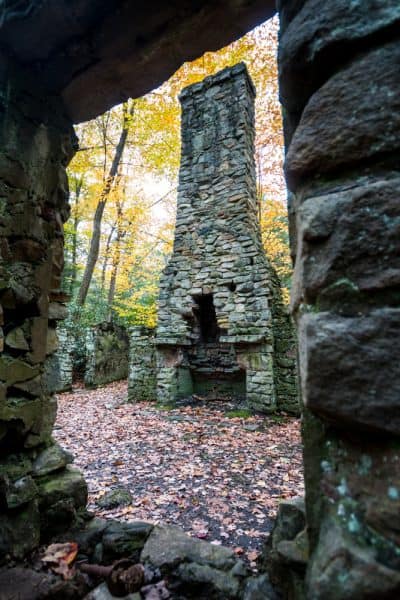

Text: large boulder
xmin=141 ymin=524 xmax=250 ymax=599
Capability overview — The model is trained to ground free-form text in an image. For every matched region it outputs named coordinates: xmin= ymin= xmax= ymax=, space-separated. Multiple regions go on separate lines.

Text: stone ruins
xmin=0 ymin=2 xmax=399 ymax=598
xmin=156 ymin=64 xmax=298 ymax=413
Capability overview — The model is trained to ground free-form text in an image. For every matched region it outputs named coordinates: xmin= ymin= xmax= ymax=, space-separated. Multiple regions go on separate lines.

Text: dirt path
xmin=54 ymin=380 xmax=303 ymax=568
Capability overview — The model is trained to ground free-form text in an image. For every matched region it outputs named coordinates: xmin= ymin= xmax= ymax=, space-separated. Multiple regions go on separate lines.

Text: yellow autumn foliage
xmin=65 ymin=16 xmax=291 ymax=328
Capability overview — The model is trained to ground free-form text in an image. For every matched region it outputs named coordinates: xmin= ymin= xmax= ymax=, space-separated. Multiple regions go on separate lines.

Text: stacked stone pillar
xmin=156 ymin=64 xmax=298 ymax=413
xmin=128 ymin=327 xmax=157 ymax=401
xmin=0 ymin=59 xmax=87 ymax=558
xmin=277 ymin=2 xmax=400 ymax=598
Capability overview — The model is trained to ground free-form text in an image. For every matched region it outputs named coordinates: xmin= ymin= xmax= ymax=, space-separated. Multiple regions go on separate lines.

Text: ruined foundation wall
xmin=276 ymin=2 xmax=400 ymax=598
xmin=0 ymin=58 xmax=87 ymax=559
xmin=128 ymin=327 xmax=157 ymax=402
xmin=84 ymin=322 xmax=129 ymax=388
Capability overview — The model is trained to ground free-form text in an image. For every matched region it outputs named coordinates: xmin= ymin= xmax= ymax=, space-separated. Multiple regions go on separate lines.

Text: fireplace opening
xmin=193 ymin=294 xmax=220 ymax=343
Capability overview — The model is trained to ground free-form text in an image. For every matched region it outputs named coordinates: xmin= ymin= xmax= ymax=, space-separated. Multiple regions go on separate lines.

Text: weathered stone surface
xmin=292 ymin=176 xmax=400 ymax=309
xmin=141 ymin=524 xmax=254 ymax=599
xmin=48 ymin=302 xmax=68 ymax=320
xmin=0 ymin=397 xmax=42 ymax=444
xmin=285 ymin=41 xmax=400 ymax=188
xmin=128 ymin=327 xmax=157 ymax=402
xmin=276 ymin=528 xmax=309 ymax=566
xmin=261 ymin=497 xmax=307 ymax=599
xmin=85 ymin=323 xmax=129 ymax=388
xmin=102 ymin=521 xmax=153 ymax=563
xmin=243 ymin=573 xmax=278 ymax=600
xmin=0 ymin=1 xmax=275 ymax=122
xmin=32 ymin=443 xmax=73 ymax=476
xmin=46 ymin=327 xmax=59 ymax=355
xmin=5 ymin=327 xmax=29 ymax=351
xmin=0 ymin=566 xmax=91 ymax=600
xmin=156 ymin=64 xmax=298 ymax=413
xmin=299 ymin=309 xmax=400 ymax=433
xmin=279 ymin=1 xmax=400 ymax=113
xmin=271 ymin=497 xmax=306 ymax=545
xmin=97 ymin=488 xmax=132 ymax=509
xmin=174 ymin=562 xmax=240 ymax=599
xmin=44 ymin=325 xmax=73 ymax=393
xmin=6 ymin=475 xmax=38 ymax=509
xmin=73 ymin=517 xmax=109 ymax=556
xmin=0 ymin=567 xmax=53 ymax=600
xmin=141 ymin=524 xmax=237 ymax=572
xmin=37 ymin=466 xmax=88 ymax=510
xmin=84 ymin=582 xmax=140 ymax=600
xmin=0 ymin=500 xmax=40 ymax=558
xmin=0 ymin=357 xmax=40 ymax=385
xmin=307 ymin=515 xmax=400 ymax=600
xmin=0 ymin=454 xmax=32 ymax=482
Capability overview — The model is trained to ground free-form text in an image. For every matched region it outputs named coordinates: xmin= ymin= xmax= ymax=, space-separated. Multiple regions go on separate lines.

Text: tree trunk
xmin=69 ymin=177 xmax=83 ymax=295
xmin=77 ymin=101 xmax=134 ymax=306
xmin=107 ymin=199 xmax=124 ymax=321
xmin=101 ymin=223 xmax=116 ymax=291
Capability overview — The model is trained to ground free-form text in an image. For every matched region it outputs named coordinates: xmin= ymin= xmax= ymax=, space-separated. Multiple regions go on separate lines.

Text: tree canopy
xmin=64 ymin=16 xmax=291 ymax=328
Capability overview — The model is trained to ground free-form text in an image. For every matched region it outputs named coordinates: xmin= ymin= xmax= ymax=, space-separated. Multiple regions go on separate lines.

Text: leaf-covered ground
xmin=54 ymin=380 xmax=303 ymax=568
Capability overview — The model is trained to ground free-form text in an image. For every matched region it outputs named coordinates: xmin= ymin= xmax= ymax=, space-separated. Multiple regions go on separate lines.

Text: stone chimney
xmin=156 ymin=63 xmax=298 ymax=413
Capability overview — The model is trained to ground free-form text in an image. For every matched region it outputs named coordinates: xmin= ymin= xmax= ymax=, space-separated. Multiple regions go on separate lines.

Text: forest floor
xmin=54 ymin=380 xmax=303 ymax=569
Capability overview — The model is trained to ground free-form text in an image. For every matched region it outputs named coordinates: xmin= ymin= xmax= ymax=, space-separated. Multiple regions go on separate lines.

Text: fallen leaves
xmin=41 ymin=542 xmax=78 ymax=579
xmin=55 ymin=380 xmax=304 ymax=566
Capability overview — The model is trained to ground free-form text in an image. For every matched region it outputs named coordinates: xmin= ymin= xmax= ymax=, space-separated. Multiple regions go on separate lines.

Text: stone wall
xmin=0 ymin=58 xmax=87 ymax=558
xmin=128 ymin=327 xmax=157 ymax=402
xmin=156 ymin=64 xmax=298 ymax=414
xmin=84 ymin=322 xmax=129 ymax=388
xmin=44 ymin=326 xmax=73 ymax=393
xmin=275 ymin=2 xmax=400 ymax=598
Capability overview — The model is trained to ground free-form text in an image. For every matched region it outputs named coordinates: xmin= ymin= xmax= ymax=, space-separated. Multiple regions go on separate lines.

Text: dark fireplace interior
xmin=188 ymin=293 xmax=245 ymax=399
xmin=193 ymin=294 xmax=220 ymax=342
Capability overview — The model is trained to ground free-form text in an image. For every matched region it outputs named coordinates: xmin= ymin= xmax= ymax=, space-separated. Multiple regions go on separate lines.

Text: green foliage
xmin=226 ymin=409 xmax=253 ymax=419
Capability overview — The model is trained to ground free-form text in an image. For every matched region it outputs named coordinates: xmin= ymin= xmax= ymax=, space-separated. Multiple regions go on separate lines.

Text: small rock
xmin=5 ymin=327 xmax=29 ymax=351
xmin=141 ymin=580 xmax=170 ymax=599
xmin=276 ymin=528 xmax=309 ymax=566
xmin=84 ymin=582 xmax=140 ymax=600
xmin=97 ymin=488 xmax=133 ymax=509
xmin=37 ymin=466 xmax=88 ymax=511
xmin=102 ymin=521 xmax=153 ymax=563
xmin=6 ymin=475 xmax=38 ymax=509
xmin=174 ymin=562 xmax=239 ymax=599
xmin=243 ymin=574 xmax=279 ymax=600
xmin=33 ymin=443 xmax=73 ymax=476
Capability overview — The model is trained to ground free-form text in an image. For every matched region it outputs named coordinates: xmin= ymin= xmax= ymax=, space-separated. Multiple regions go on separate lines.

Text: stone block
xmin=307 ymin=515 xmax=400 ymax=600
xmin=5 ymin=327 xmax=29 ymax=351
xmin=285 ymin=41 xmax=400 ymax=188
xmin=174 ymin=562 xmax=240 ymax=599
xmin=279 ymin=0 xmax=400 ymax=113
xmin=102 ymin=521 xmax=153 ymax=563
xmin=299 ymin=309 xmax=400 ymax=433
xmin=292 ymin=177 xmax=400 ymax=308
xmin=6 ymin=475 xmax=38 ymax=509
xmin=0 ymin=499 xmax=40 ymax=558
xmin=37 ymin=466 xmax=87 ymax=511
xmin=141 ymin=524 xmax=237 ymax=572
xmin=243 ymin=573 xmax=278 ymax=600
xmin=0 ymin=357 xmax=40 ymax=385
xmin=32 ymin=443 xmax=73 ymax=476
xmin=0 ymin=397 xmax=42 ymax=447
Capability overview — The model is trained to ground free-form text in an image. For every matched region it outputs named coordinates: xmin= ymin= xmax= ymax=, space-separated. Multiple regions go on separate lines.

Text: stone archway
xmin=1 ymin=2 xmax=400 ymax=598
